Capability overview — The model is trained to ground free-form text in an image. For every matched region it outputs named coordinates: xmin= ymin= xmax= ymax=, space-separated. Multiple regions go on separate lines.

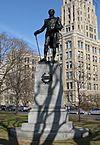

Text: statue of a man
xmin=34 ymin=9 xmax=63 ymax=62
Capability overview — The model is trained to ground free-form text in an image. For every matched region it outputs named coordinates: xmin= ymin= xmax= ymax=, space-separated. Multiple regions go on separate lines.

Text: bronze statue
xmin=34 ymin=9 xmax=63 ymax=62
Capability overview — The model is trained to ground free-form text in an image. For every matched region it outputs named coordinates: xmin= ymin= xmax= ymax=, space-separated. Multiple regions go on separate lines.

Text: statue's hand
xmin=34 ymin=31 xmax=37 ymax=36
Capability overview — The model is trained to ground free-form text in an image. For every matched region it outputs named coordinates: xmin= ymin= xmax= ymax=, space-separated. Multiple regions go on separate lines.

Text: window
xmin=85 ymin=44 xmax=87 ymax=50
xmin=78 ymin=41 xmax=83 ymax=49
xmin=66 ymin=28 xmax=68 ymax=32
xmin=66 ymin=72 xmax=69 ymax=79
xmin=69 ymin=51 xmax=72 ymax=58
xmin=78 ymin=41 xmax=81 ymax=48
xmin=94 ymin=84 xmax=98 ymax=90
xmin=78 ymin=51 xmax=80 ymax=58
xmin=94 ymin=35 xmax=96 ymax=40
xmin=86 ymin=25 xmax=88 ymax=30
xmin=86 ymin=54 xmax=90 ymax=60
xmin=86 ymin=63 xmax=90 ymax=70
xmin=93 ymin=74 xmax=95 ymax=80
xmin=87 ymin=73 xmax=91 ymax=80
xmin=81 ymin=52 xmax=83 ymax=58
xmin=67 ymin=82 xmax=69 ymax=89
xmin=66 ymin=82 xmax=73 ymax=89
xmin=86 ymin=32 xmax=88 ymax=37
xmin=72 ymin=25 xmax=74 ymax=30
xmin=81 ymin=42 xmax=83 ymax=49
xmin=32 ymin=59 xmax=35 ymax=64
xmin=95 ymin=56 xmax=97 ymax=62
xmin=70 ymin=82 xmax=73 ymax=89
xmin=88 ymin=45 xmax=90 ymax=51
xmin=78 ymin=25 xmax=80 ymax=30
xmin=69 ymin=71 xmax=72 ymax=79
xmin=78 ymin=17 xmax=79 ymax=21
xmin=92 ymin=47 xmax=94 ymax=53
xmin=69 ymin=41 xmax=72 ymax=48
xmin=69 ymin=61 xmax=72 ymax=68
xmin=94 ymin=29 xmax=96 ymax=33
xmin=66 ymin=62 xmax=69 ymax=69
xmin=32 ymin=66 xmax=35 ymax=71
xmin=66 ymin=42 xmax=68 ymax=49
xmin=25 ymin=57 xmax=29 ymax=63
xmin=66 ymin=52 xmax=68 ymax=59
xmin=87 ymin=83 xmax=91 ymax=90
xmin=95 ymin=47 xmax=97 ymax=53
xmin=93 ymin=56 xmax=95 ymax=62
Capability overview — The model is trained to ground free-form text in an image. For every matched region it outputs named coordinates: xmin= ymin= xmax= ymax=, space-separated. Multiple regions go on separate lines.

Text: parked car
xmin=23 ymin=106 xmax=31 ymax=112
xmin=69 ymin=109 xmax=78 ymax=114
xmin=79 ymin=109 xmax=88 ymax=115
xmin=88 ymin=108 xmax=100 ymax=115
xmin=6 ymin=105 xmax=16 ymax=111
xmin=18 ymin=106 xmax=24 ymax=112
xmin=68 ymin=108 xmax=87 ymax=115
xmin=0 ymin=105 xmax=6 ymax=111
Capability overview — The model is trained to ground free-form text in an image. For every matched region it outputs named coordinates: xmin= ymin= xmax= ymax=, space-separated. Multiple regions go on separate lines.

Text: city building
xmin=48 ymin=0 xmax=100 ymax=105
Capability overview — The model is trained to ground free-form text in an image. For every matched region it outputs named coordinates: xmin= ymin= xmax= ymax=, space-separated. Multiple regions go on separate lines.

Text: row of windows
xmin=87 ymin=73 xmax=98 ymax=81
xmin=86 ymin=32 xmax=96 ymax=40
xmin=86 ymin=26 xmax=96 ymax=33
xmin=78 ymin=52 xmax=98 ymax=63
xmin=48 ymin=44 xmax=62 ymax=54
xmin=48 ymin=54 xmax=62 ymax=61
xmin=87 ymin=83 xmax=98 ymax=90
xmin=66 ymin=25 xmax=74 ymax=33
xmin=24 ymin=65 xmax=35 ymax=71
xmin=66 ymin=70 xmax=98 ymax=81
xmin=24 ymin=57 xmax=36 ymax=64
xmin=78 ymin=41 xmax=99 ymax=54
xmin=66 ymin=82 xmax=98 ymax=90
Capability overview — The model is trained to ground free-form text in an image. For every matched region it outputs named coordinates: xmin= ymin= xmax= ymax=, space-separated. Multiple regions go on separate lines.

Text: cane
xmin=35 ymin=35 xmax=41 ymax=60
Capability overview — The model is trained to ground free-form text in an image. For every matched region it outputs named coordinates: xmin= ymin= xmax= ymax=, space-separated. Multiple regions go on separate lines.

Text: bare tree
xmin=6 ymin=45 xmax=35 ymax=113
xmin=0 ymin=33 xmax=16 ymax=101
xmin=0 ymin=33 xmax=36 ymax=112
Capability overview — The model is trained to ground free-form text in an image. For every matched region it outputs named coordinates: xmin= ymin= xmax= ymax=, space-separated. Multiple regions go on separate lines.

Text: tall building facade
xmin=48 ymin=0 xmax=100 ymax=104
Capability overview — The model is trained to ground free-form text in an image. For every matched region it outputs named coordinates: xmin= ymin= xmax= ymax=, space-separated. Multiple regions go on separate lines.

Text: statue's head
xmin=48 ymin=9 xmax=55 ymax=16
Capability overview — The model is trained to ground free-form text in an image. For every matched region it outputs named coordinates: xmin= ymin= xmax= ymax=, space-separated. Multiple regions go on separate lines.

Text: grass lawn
xmin=0 ymin=112 xmax=100 ymax=145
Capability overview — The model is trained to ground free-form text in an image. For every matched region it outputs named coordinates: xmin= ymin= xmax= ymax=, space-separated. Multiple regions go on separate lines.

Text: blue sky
xmin=0 ymin=0 xmax=100 ymax=54
xmin=0 ymin=0 xmax=62 ymax=54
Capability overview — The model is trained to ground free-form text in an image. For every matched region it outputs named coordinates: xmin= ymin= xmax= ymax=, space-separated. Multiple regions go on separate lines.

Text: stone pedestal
xmin=19 ymin=62 xmax=74 ymax=140
xmin=11 ymin=62 xmax=89 ymax=142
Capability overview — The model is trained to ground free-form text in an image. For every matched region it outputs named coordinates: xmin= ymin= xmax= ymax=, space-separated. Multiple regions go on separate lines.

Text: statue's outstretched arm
xmin=34 ymin=20 xmax=46 ymax=36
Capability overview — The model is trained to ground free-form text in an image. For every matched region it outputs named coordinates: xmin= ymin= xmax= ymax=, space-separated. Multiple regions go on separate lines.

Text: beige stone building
xmin=48 ymin=0 xmax=100 ymax=105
